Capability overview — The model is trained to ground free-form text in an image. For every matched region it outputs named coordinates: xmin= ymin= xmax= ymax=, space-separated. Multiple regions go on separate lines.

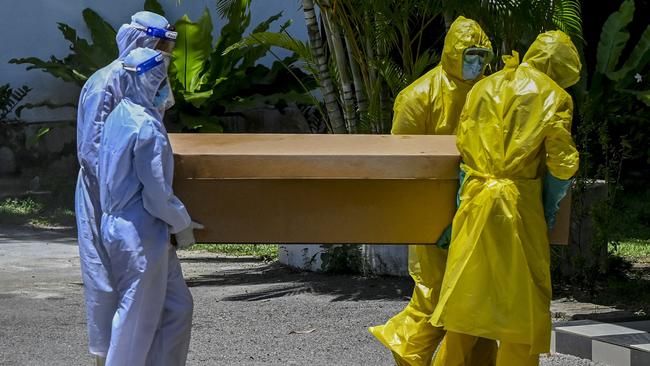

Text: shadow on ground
xmin=183 ymin=256 xmax=414 ymax=303
xmin=552 ymin=262 xmax=650 ymax=321
xmin=0 ymin=224 xmax=76 ymax=244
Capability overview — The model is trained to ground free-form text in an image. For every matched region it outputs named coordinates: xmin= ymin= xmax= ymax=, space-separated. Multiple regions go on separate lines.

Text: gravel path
xmin=0 ymin=225 xmax=603 ymax=365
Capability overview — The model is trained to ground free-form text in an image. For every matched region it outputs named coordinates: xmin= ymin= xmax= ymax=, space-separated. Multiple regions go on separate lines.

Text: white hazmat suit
xmin=99 ymin=48 xmax=194 ymax=366
xmin=75 ymin=11 xmax=176 ymax=359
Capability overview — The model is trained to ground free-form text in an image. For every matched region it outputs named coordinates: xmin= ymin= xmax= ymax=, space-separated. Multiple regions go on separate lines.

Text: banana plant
xmin=597 ymin=0 xmax=650 ymax=106
xmin=9 ymin=0 xmax=164 ymax=87
xmin=168 ymin=4 xmax=317 ymax=132
xmin=573 ymin=0 xmax=650 ymax=182
xmin=171 ymin=9 xmax=215 ymax=107
xmin=9 ymin=9 xmax=117 ymax=86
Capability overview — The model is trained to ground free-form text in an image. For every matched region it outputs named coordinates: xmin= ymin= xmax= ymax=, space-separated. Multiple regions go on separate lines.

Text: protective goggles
xmin=123 ymin=52 xmax=165 ymax=75
xmin=130 ymin=24 xmax=177 ymax=54
xmin=463 ymin=47 xmax=494 ymax=64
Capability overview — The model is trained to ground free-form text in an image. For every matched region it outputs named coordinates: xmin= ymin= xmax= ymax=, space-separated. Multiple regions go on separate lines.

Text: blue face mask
xmin=153 ymin=79 xmax=175 ymax=113
xmin=462 ymin=54 xmax=485 ymax=81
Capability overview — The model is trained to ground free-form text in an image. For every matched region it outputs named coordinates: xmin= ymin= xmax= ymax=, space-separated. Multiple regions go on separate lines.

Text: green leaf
xmin=217 ymin=0 xmax=251 ymax=19
xmin=27 ymin=127 xmax=51 ymax=147
xmin=221 ymin=91 xmax=316 ymax=111
xmin=607 ymin=25 xmax=650 ymax=85
xmin=597 ymin=0 xmax=634 ymax=74
xmin=620 ymin=89 xmax=650 ymax=107
xmin=552 ymin=0 xmax=584 ymax=43
xmin=182 ymin=89 xmax=214 ymax=108
xmin=9 ymin=57 xmax=83 ymax=85
xmin=57 ymin=22 xmax=79 ymax=45
xmin=179 ymin=113 xmax=223 ymax=132
xmin=409 ymin=50 xmax=438 ymax=83
xmin=0 ymin=84 xmax=31 ymax=120
xmin=171 ymin=9 xmax=214 ymax=93
xmin=57 ymin=21 xmax=113 ymax=73
xmin=82 ymin=8 xmax=118 ymax=59
xmin=144 ymin=0 xmax=165 ymax=17
xmin=224 ymin=32 xmax=315 ymax=69
xmin=252 ymin=11 xmax=283 ymax=33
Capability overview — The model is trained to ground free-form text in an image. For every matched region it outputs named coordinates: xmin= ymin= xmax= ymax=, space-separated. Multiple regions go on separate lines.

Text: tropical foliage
xmin=9 ymin=9 xmax=116 ymax=86
xmin=0 ymin=84 xmax=31 ymax=122
xmin=550 ymin=0 xmax=650 ymax=285
xmin=168 ymin=2 xmax=316 ymax=132
xmin=575 ymin=0 xmax=650 ymax=183
xmin=8 ymin=0 xmax=316 ymax=132
xmin=231 ymin=0 xmax=583 ymax=134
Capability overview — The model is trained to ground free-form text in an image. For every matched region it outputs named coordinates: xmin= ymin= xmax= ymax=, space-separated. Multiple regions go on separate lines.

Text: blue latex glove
xmin=543 ymin=173 xmax=572 ymax=230
xmin=437 ymin=165 xmax=466 ymax=249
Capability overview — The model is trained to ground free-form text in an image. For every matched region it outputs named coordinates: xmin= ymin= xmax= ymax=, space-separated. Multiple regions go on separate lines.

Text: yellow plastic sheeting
xmin=430 ymin=31 xmax=581 ymax=355
xmin=369 ymin=246 xmax=447 ymax=365
xmin=369 ymin=256 xmax=498 ymax=365
xmin=370 ymin=16 xmax=496 ymax=365
xmin=390 ymin=16 xmax=492 ymax=135
xmin=433 ymin=332 xmax=535 ymax=366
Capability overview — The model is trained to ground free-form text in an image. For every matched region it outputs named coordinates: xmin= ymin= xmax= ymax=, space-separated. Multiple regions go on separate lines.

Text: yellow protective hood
xmin=522 ymin=30 xmax=582 ymax=88
xmin=441 ymin=16 xmax=492 ymax=81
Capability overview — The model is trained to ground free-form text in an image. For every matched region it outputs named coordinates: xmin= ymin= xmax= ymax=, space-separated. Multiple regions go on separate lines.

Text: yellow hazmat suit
xmin=369 ymin=16 xmax=497 ymax=366
xmin=430 ymin=31 xmax=581 ymax=365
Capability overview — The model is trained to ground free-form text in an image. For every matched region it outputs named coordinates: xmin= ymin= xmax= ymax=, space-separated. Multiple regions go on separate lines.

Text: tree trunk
xmin=345 ymin=33 xmax=367 ymax=122
xmin=322 ymin=7 xmax=357 ymax=133
xmin=302 ymin=0 xmax=346 ymax=133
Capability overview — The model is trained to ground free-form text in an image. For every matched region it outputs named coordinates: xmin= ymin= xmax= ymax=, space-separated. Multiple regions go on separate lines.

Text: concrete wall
xmin=279 ymin=244 xmax=409 ymax=276
xmin=1 ymin=0 xmax=306 ymax=122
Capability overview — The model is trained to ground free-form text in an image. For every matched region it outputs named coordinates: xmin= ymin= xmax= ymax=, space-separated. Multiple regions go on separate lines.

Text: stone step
xmin=552 ymin=319 xmax=650 ymax=365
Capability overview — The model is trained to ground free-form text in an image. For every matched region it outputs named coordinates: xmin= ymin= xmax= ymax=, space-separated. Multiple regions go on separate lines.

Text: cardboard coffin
xmin=170 ymin=134 xmax=570 ymax=245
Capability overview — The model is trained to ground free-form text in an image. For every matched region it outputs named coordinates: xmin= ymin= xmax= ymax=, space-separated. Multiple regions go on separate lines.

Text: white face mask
xmin=153 ymin=78 xmax=175 ymax=114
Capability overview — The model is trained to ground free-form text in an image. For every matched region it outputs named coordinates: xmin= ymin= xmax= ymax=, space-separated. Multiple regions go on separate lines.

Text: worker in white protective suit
xmin=98 ymin=47 xmax=202 ymax=366
xmin=75 ymin=11 xmax=178 ymax=365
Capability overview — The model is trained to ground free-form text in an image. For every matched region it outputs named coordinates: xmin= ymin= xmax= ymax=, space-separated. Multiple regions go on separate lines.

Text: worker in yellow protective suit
xmin=430 ymin=30 xmax=582 ymax=366
xmin=369 ymin=16 xmax=497 ymax=366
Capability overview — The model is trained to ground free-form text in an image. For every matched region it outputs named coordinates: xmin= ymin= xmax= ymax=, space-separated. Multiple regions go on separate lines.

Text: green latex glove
xmin=543 ymin=173 xmax=572 ymax=230
xmin=436 ymin=225 xmax=453 ymax=249
xmin=437 ymin=165 xmax=466 ymax=249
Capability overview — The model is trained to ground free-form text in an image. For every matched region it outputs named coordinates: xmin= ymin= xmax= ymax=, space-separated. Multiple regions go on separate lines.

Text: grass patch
xmin=610 ymin=239 xmax=650 ymax=263
xmin=0 ymin=197 xmax=42 ymax=216
xmin=0 ymin=196 xmax=75 ymax=228
xmin=189 ymin=244 xmax=278 ymax=261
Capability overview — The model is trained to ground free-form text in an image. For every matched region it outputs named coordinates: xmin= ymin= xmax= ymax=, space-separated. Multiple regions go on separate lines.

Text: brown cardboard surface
xmin=175 ymin=179 xmax=457 ymax=244
xmin=549 ymin=191 xmax=571 ymax=245
xmin=170 ymin=134 xmax=570 ymax=245
xmin=170 ymin=133 xmax=459 ymax=179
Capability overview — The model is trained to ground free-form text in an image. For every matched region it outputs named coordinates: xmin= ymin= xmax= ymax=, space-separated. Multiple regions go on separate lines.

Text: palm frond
xmin=409 ymin=50 xmax=438 ymax=83
xmin=223 ymin=32 xmax=316 ymax=73
xmin=552 ymin=0 xmax=584 ymax=43
xmin=216 ymin=0 xmax=251 ymax=18
xmin=374 ymin=59 xmax=408 ymax=96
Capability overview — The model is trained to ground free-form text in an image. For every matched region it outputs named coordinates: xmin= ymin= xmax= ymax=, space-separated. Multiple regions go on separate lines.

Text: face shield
xmin=462 ymin=47 xmax=494 ymax=81
xmin=122 ymin=51 xmax=165 ymax=75
xmin=128 ymin=23 xmax=177 ymax=55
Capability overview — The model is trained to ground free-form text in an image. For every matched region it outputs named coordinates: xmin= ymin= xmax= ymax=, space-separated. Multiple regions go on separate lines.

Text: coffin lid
xmin=169 ymin=134 xmax=460 ymax=180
